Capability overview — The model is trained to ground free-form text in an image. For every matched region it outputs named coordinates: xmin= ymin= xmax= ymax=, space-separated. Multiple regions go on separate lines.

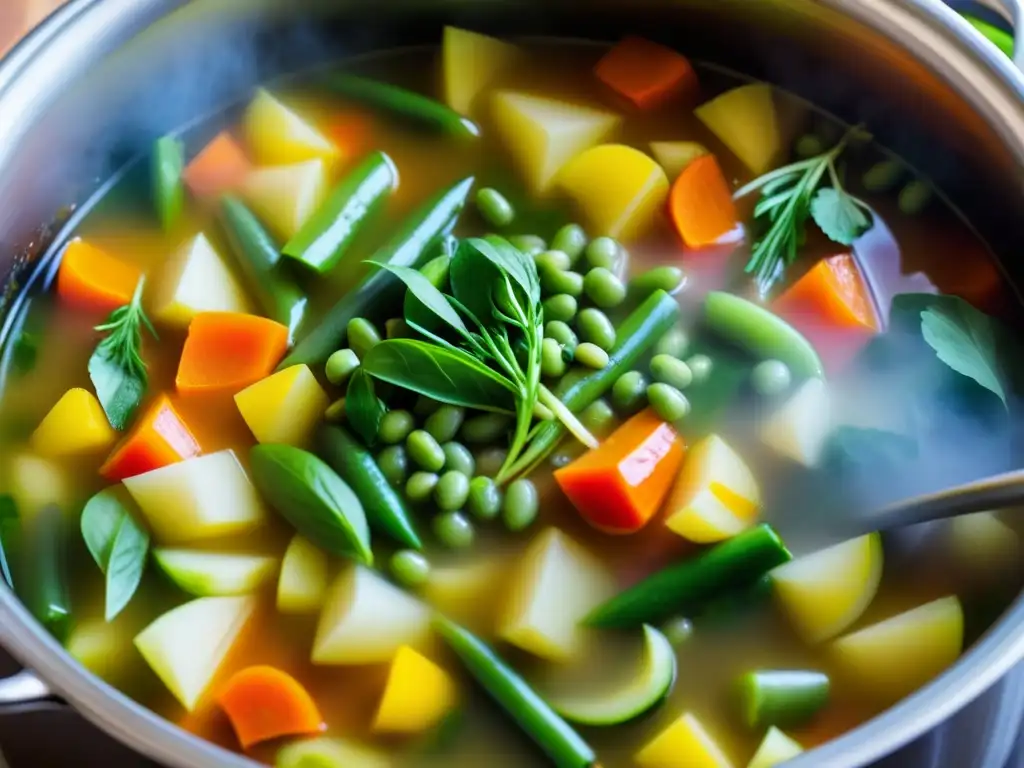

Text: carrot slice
xmin=555 ymin=408 xmax=685 ymax=534
xmin=57 ymin=239 xmax=143 ymax=314
xmin=100 ymin=394 xmax=201 ymax=481
xmin=177 ymin=312 xmax=289 ymax=396
xmin=595 ymin=36 xmax=698 ymax=110
xmin=669 ymin=155 xmax=741 ymax=249
xmin=217 ymin=666 xmax=324 ymax=749
xmin=182 ymin=132 xmax=251 ymax=199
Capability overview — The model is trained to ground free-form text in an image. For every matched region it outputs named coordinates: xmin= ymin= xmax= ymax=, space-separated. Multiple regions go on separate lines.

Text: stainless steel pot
xmin=0 ymin=1 xmax=1023 ymax=766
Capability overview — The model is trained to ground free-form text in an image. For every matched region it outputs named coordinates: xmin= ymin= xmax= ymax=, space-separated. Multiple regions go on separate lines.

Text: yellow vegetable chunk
xmin=277 ymin=534 xmax=329 ymax=614
xmin=422 ymin=557 xmax=508 ymax=632
xmin=498 ymin=527 xmax=616 ymax=661
xmin=243 ymin=160 xmax=328 ymax=241
xmin=66 ymin=618 xmax=137 ymax=683
xmin=759 ymin=378 xmax=831 ymax=467
xmin=372 ymin=645 xmax=458 ymax=735
xmin=695 ymin=84 xmax=781 ymax=175
xmin=151 ymin=233 xmax=252 ymax=329
xmin=650 ymin=141 xmax=709 ymax=179
xmin=950 ymin=511 xmax=1020 ymax=581
xmin=30 ymin=388 xmax=116 ymax=459
xmin=491 ymin=91 xmax=620 ymax=193
xmin=235 ymin=365 xmax=329 ymax=447
xmin=443 ymin=27 xmax=521 ymax=116
xmin=276 ymin=737 xmax=391 ymax=768
xmin=772 ymin=533 xmax=882 ymax=644
xmin=558 ymin=144 xmax=669 ymax=241
xmin=831 ymin=596 xmax=964 ymax=703
xmin=747 ymin=727 xmax=803 ymax=768
xmin=6 ymin=451 xmax=70 ymax=519
xmin=243 ymin=88 xmax=338 ymax=165
xmin=664 ymin=434 xmax=760 ymax=543
xmin=636 ymin=712 xmax=735 ymax=768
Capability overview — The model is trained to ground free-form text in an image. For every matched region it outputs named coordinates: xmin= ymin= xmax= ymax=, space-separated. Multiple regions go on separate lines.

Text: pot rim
xmin=2 ymin=2 xmax=1024 ymax=767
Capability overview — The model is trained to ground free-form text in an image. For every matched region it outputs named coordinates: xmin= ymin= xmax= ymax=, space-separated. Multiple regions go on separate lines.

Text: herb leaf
xmin=810 ymin=187 xmax=871 ymax=245
xmin=81 ymin=487 xmax=150 ymax=620
xmin=921 ymin=299 xmax=1008 ymax=408
xmin=473 ymin=236 xmax=541 ymax=304
xmin=375 ymin=262 xmax=471 ymax=340
xmin=345 ymin=368 xmax=387 ymax=447
xmin=0 ymin=495 xmax=18 ymax=588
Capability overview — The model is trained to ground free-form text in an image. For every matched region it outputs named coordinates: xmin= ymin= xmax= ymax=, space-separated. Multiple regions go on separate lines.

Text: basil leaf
xmin=88 ymin=348 xmax=146 ymax=431
xmin=450 ymin=240 xmax=502 ymax=326
xmin=375 ymin=262 xmax=470 ymax=339
xmin=0 ymin=495 xmax=19 ymax=588
xmin=810 ymin=187 xmax=871 ymax=246
xmin=346 ymin=368 xmax=387 ymax=447
xmin=362 ymin=339 xmax=517 ymax=413
xmin=250 ymin=444 xmax=373 ymax=564
xmin=475 ymin=235 xmax=541 ymax=305
xmin=80 ymin=488 xmax=149 ymax=620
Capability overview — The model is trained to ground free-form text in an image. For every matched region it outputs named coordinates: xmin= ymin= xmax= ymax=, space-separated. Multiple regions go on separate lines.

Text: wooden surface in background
xmin=0 ymin=1 xmax=65 ymax=56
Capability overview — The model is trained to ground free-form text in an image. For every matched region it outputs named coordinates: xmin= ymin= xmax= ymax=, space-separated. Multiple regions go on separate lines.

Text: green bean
xmin=386 ymin=318 xmax=412 ymax=339
xmin=654 ymin=327 xmax=690 ymax=359
xmin=425 ymin=405 xmax=465 ymax=444
xmin=751 ymin=360 xmax=792 ymax=397
xmin=539 ymin=265 xmax=584 ymax=297
xmin=574 ymin=343 xmax=610 ymax=370
xmin=376 ymin=445 xmax=409 ymax=487
xmin=576 ymin=308 xmax=616 ymax=351
xmin=862 ymin=159 xmax=904 ymax=193
xmin=612 ymin=371 xmax=647 ymax=412
xmin=551 ymin=224 xmax=587 ymax=264
xmin=536 ymin=249 xmax=571 ymax=272
xmin=542 ymin=338 xmax=568 ymax=378
xmin=442 ymin=442 xmax=475 ymax=476
xmin=585 ymin=236 xmax=620 ymax=270
xmin=651 ymin=354 xmax=693 ymax=390
xmin=460 ymin=413 xmax=512 ymax=445
xmin=347 ymin=318 xmax=382 ymax=359
xmin=390 ymin=549 xmax=431 ymax=588
xmin=794 ymin=134 xmax=825 ymax=158
xmin=475 ymin=447 xmax=509 ymax=478
xmin=414 ymin=395 xmax=442 ymax=417
xmin=647 ymin=383 xmax=691 ymax=422
xmin=152 ymin=135 xmax=184 ymax=232
xmin=405 ymin=471 xmax=439 ymax=503
xmin=476 ymin=187 xmax=515 ymax=228
xmin=899 ymin=180 xmax=932 ymax=215
xmin=687 ymin=353 xmax=714 ymax=384
xmin=406 ymin=430 xmax=446 ymax=472
xmin=630 ymin=266 xmax=686 ymax=297
xmin=379 ymin=409 xmax=415 ymax=445
xmin=434 ymin=511 xmax=475 ymax=549
xmin=467 ymin=477 xmax=502 ymax=520
xmin=509 ymin=234 xmax=547 ymax=257
xmin=580 ymin=398 xmax=616 ymax=437
xmin=543 ymin=294 xmax=578 ymax=324
xmin=325 ymin=398 xmax=346 ymax=422
xmin=502 ymin=479 xmax=539 ymax=532
xmin=584 ymin=267 xmax=626 ymax=309
xmin=545 ymin=321 xmax=578 ymax=353
xmin=435 ymin=471 xmax=471 ymax=511
xmin=737 ymin=670 xmax=830 ymax=729
xmin=661 ymin=616 xmax=694 ymax=647
xmin=325 ymin=349 xmax=360 ymax=386
xmin=22 ymin=504 xmax=71 ymax=642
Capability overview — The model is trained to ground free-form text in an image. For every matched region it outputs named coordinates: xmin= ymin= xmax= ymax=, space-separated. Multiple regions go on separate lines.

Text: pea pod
xmin=280 ymin=176 xmax=474 ymax=369
xmin=434 ymin=617 xmax=597 ymax=768
xmin=152 ymin=135 xmax=184 ymax=231
xmin=317 ymin=424 xmax=423 ymax=550
xmin=283 ymin=151 xmax=398 ymax=274
xmin=22 ymin=503 xmax=71 ymax=642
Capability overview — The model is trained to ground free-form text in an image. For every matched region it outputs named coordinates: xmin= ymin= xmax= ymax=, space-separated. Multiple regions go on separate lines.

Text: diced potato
xmin=664 ymin=434 xmax=760 ymax=543
xmin=235 ymin=365 xmax=329 ymax=447
xmin=747 ymin=727 xmax=803 ymax=768
xmin=153 ymin=550 xmax=278 ymax=596
xmin=66 ymin=619 xmax=137 ymax=683
xmin=443 ymin=27 xmax=521 ymax=115
xmin=695 ymin=84 xmax=780 ymax=175
xmin=276 ymin=737 xmax=392 ymax=768
xmin=372 ymin=645 xmax=458 ymax=735
xmin=30 ymin=388 xmax=116 ymax=459
xmin=422 ymin=557 xmax=508 ymax=631
xmin=497 ymin=527 xmax=616 ymax=661
xmin=134 ymin=595 xmax=256 ymax=711
xmin=6 ymin=451 xmax=71 ymax=519
xmin=831 ymin=596 xmax=963 ymax=703
xmin=636 ymin=712 xmax=734 ymax=768
xmin=760 ymin=378 xmax=830 ymax=467
xmin=243 ymin=88 xmax=338 ymax=165
xmin=650 ymin=141 xmax=709 ymax=179
xmin=313 ymin=565 xmax=431 ymax=665
xmin=243 ymin=160 xmax=327 ymax=241
xmin=491 ymin=91 xmax=621 ymax=193
xmin=950 ymin=511 xmax=1021 ymax=580
xmin=123 ymin=450 xmax=269 ymax=544
xmin=557 ymin=144 xmax=669 ymax=241
xmin=151 ymin=233 xmax=252 ymax=329
xmin=278 ymin=534 xmax=329 ymax=614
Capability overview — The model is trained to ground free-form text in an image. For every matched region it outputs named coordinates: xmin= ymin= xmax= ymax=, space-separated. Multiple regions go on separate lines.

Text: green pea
xmin=584 ymin=267 xmax=627 ymax=309
xmin=346 ymin=317 xmax=381 ymax=359
xmin=475 ymin=187 xmax=515 ymax=228
xmin=425 ymin=405 xmax=465 ymax=443
xmin=390 ymin=550 xmax=431 ymax=587
xmin=325 ymin=398 xmax=346 ymax=423
xmin=434 ymin=511 xmax=475 ymax=549
xmin=662 ymin=616 xmax=694 ymax=646
xmin=576 ymin=308 xmax=616 ymax=351
xmin=406 ymin=430 xmax=446 ymax=472
xmin=585 ymin=236 xmax=621 ymax=270
xmin=509 ymin=234 xmax=546 ymax=257
xmin=376 ymin=445 xmax=409 ymax=487
xmin=378 ymin=410 xmax=414 ymax=445
xmin=435 ymin=470 xmax=471 ymax=511
xmin=862 ymin=159 xmax=904 ymax=193
xmin=580 ymin=398 xmax=616 ymax=437
xmin=405 ymin=471 xmax=439 ymax=503
xmin=751 ymin=359 xmax=792 ymax=397
xmin=474 ymin=447 xmax=508 ymax=478
xmin=629 ymin=266 xmax=686 ymax=297
xmin=385 ymin=318 xmax=412 ymax=340
xmin=794 ymin=134 xmax=825 ymax=158
xmin=543 ymin=294 xmax=578 ymax=323
xmin=442 ymin=442 xmax=475 ymax=476
xmin=325 ymin=349 xmax=360 ymax=386
xmin=414 ymin=395 xmax=442 ymax=417
xmin=899 ymin=180 xmax=932 ymax=215
xmin=502 ymin=479 xmax=539 ymax=532
xmin=651 ymin=354 xmax=694 ymax=390
xmin=539 ymin=264 xmax=584 ymax=297
xmin=460 ymin=413 xmax=512 ymax=445
xmin=545 ymin=321 xmax=578 ymax=352
xmin=542 ymin=337 xmax=568 ymax=378
xmin=654 ymin=328 xmax=689 ymax=359
xmin=551 ymin=223 xmax=587 ymax=263
xmin=612 ymin=371 xmax=647 ymax=412
xmin=687 ymin=354 xmax=714 ymax=384
xmin=467 ymin=476 xmax=502 ymax=520
xmin=575 ymin=342 xmax=610 ymax=370
xmin=535 ymin=249 xmax=571 ymax=272
xmin=648 ymin=383 xmax=691 ymax=422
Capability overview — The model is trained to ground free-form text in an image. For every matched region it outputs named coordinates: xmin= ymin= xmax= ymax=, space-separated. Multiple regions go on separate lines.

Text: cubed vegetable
xmin=555 ymin=409 xmax=685 ymax=533
xmin=759 ymin=378 xmax=831 ymax=467
xmin=491 ymin=91 xmax=620 ymax=192
xmin=66 ymin=618 xmax=137 ymax=683
xmin=312 ymin=564 xmax=431 ymax=665
xmin=6 ymin=451 xmax=70 ymax=519
xmin=153 ymin=550 xmax=279 ymax=596
xmin=182 ymin=131 xmax=251 ymax=199
xmin=557 ymin=144 xmax=669 ymax=241
xmin=57 ymin=239 xmax=143 ymax=315
xmin=747 ymin=727 xmax=803 ymax=768
xmin=123 ymin=449 xmax=269 ymax=544
xmin=497 ymin=527 xmax=616 ymax=661
xmin=30 ymin=388 xmax=116 ymax=459
xmin=443 ymin=27 xmax=520 ymax=115
xmin=595 ymin=36 xmax=697 ymax=110
xmin=100 ymin=394 xmax=201 ymax=482
xmin=772 ymin=533 xmax=883 ymax=644
xmin=243 ymin=89 xmax=338 ymax=165
xmin=422 ymin=557 xmax=508 ymax=631
xmin=277 ymin=534 xmax=329 ymax=614
xmin=695 ymin=84 xmax=780 ymax=175
xmin=650 ymin=141 xmax=709 ymax=179
xmin=134 ymin=595 xmax=256 ymax=711
xmin=151 ymin=233 xmax=253 ymax=328
xmin=372 ymin=645 xmax=458 ymax=735
xmin=176 ymin=312 xmax=289 ymax=397
xmin=276 ymin=737 xmax=391 ymax=768
xmin=669 ymin=155 xmax=741 ymax=249
xmin=950 ymin=511 xmax=1021 ymax=580
xmin=635 ymin=711 xmax=734 ymax=768
xmin=218 ymin=665 xmax=324 ymax=748
xmin=243 ymin=159 xmax=328 ymax=241
xmin=235 ymin=365 xmax=329 ymax=447
xmin=664 ymin=434 xmax=760 ymax=543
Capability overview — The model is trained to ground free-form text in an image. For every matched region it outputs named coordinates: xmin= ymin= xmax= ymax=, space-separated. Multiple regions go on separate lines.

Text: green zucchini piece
xmin=153 ymin=550 xmax=278 ymax=597
xmin=737 ymin=669 xmax=830 ymax=729
xmin=152 ymin=135 xmax=185 ymax=231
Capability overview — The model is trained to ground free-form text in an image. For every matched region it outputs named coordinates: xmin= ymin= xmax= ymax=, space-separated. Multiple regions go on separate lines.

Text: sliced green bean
xmin=23 ymin=504 xmax=71 ymax=642
xmin=152 ymin=135 xmax=184 ymax=232
xmin=737 ymin=670 xmax=830 ymax=729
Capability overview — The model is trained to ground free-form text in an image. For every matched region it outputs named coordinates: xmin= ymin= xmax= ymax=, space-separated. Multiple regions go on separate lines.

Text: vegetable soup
xmin=0 ymin=29 xmax=1020 ymax=768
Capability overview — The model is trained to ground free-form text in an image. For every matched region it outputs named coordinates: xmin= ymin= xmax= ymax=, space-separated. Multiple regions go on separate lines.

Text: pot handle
xmin=0 ymin=669 xmax=60 ymax=714
xmin=971 ymin=0 xmax=1024 ymax=70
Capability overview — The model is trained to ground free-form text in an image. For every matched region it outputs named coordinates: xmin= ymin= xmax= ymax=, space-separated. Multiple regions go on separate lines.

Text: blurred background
xmin=0 ymin=1 xmax=64 ymax=57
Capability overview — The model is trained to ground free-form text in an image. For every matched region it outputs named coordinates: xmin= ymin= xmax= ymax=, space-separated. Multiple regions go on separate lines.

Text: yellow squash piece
xmin=695 ymin=84 xmax=781 ymax=175
xmin=243 ymin=159 xmax=327 ymax=241
xmin=664 ymin=434 xmax=760 ymax=543
xmin=831 ymin=596 xmax=964 ymax=703
xmin=373 ymin=645 xmax=458 ymax=735
xmin=636 ymin=712 xmax=735 ymax=768
xmin=772 ymin=533 xmax=882 ymax=644
xmin=277 ymin=534 xmax=330 ymax=614
xmin=235 ymin=365 xmax=329 ymax=447
xmin=243 ymin=88 xmax=338 ymax=165
xmin=6 ymin=451 xmax=70 ymax=519
xmin=650 ymin=141 xmax=709 ymax=179
xmin=443 ymin=27 xmax=521 ymax=115
xmin=747 ymin=727 xmax=803 ymax=768
xmin=30 ymin=388 xmax=116 ymax=459
xmin=492 ymin=91 xmax=621 ymax=193
xmin=422 ymin=556 xmax=508 ymax=631
xmin=558 ymin=144 xmax=669 ymax=241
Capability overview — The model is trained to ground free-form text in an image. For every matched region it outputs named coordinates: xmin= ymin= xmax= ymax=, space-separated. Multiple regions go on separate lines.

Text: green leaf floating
xmin=810 ymin=187 xmax=871 ymax=246
xmin=345 ymin=368 xmax=387 ymax=447
xmin=80 ymin=487 xmax=150 ymax=621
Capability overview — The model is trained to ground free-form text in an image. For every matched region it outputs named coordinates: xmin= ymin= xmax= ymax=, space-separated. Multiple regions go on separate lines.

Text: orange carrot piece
xmin=669 ymin=155 xmax=741 ymax=249
xmin=176 ymin=312 xmax=289 ymax=396
xmin=182 ymin=131 xmax=251 ymax=199
xmin=555 ymin=408 xmax=685 ymax=534
xmin=595 ymin=36 xmax=698 ymax=110
xmin=100 ymin=394 xmax=201 ymax=481
xmin=217 ymin=666 xmax=324 ymax=749
xmin=57 ymin=239 xmax=143 ymax=314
